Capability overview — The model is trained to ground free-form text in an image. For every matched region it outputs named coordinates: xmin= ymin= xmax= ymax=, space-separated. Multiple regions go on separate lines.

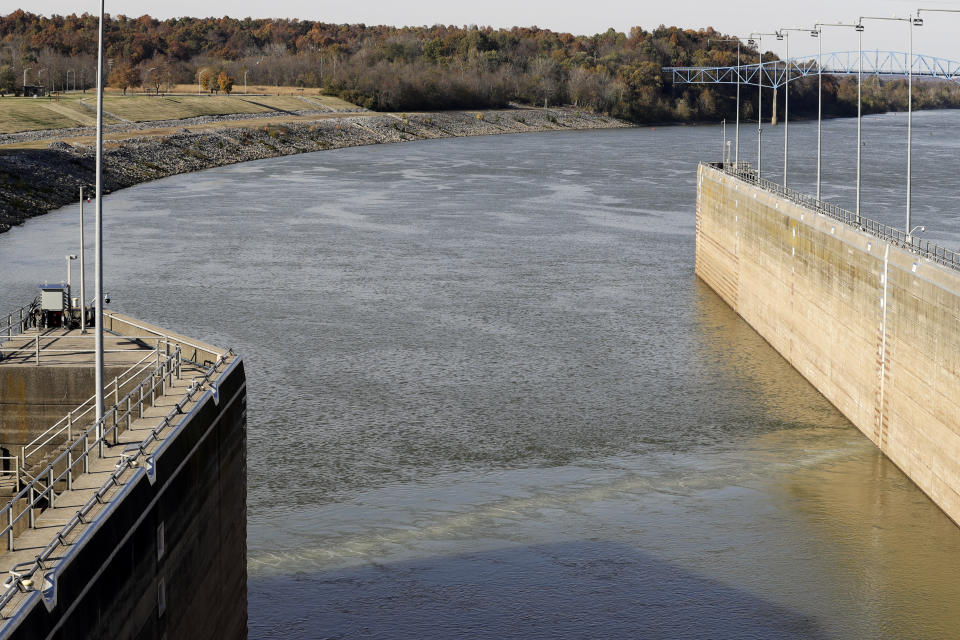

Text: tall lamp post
xmin=748 ymin=32 xmax=779 ymax=178
xmin=79 ymin=188 xmax=87 ymax=333
xmin=65 ymin=255 xmax=77 ymax=292
xmin=775 ymin=27 xmax=812 ymax=188
xmin=95 ymin=0 xmax=106 ymax=422
xmin=860 ymin=14 xmax=923 ymax=238
xmin=811 ymin=22 xmax=861 ymax=201
xmin=144 ymin=66 xmax=157 ymax=94
xmin=22 ymin=67 xmax=30 ymax=92
xmin=708 ymin=37 xmax=750 ymax=163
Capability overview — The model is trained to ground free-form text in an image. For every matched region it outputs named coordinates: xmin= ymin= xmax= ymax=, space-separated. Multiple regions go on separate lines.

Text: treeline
xmin=3 ymin=10 xmax=960 ymax=121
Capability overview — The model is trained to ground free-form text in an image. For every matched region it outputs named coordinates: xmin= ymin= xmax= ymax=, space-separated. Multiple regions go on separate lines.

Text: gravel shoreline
xmin=0 ymin=108 xmax=630 ymax=233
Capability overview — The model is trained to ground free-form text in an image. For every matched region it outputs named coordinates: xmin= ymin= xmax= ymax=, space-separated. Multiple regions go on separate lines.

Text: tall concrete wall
xmin=696 ymin=163 xmax=960 ymax=525
xmin=6 ymin=359 xmax=247 ymax=640
xmin=0 ymin=366 xmax=129 ymax=446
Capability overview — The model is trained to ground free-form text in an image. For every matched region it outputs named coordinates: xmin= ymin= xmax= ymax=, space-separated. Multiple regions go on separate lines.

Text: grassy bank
xmin=0 ymin=92 xmax=358 ymax=133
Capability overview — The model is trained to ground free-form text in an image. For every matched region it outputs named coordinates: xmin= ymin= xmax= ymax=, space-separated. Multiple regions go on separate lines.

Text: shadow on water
xmin=249 ymin=541 xmax=829 ymax=640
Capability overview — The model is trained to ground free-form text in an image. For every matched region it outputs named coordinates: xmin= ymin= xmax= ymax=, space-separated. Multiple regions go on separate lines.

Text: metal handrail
xmin=19 ymin=348 xmax=161 ymax=469
xmin=0 ymin=348 xmax=235 ymax=618
xmin=706 ymin=162 xmax=960 ymax=271
xmin=0 ymin=298 xmax=40 ymax=344
xmin=0 ymin=459 xmax=19 ymax=487
xmin=100 ymin=313 xmax=222 ymax=366
xmin=0 ymin=347 xmax=182 ymax=573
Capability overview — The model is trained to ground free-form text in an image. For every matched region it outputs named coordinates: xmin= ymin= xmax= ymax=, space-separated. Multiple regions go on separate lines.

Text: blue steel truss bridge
xmin=663 ymin=50 xmax=960 ymax=88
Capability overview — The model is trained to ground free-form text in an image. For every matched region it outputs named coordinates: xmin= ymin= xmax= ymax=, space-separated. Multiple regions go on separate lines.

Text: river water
xmin=3 ymin=110 xmax=960 ymax=639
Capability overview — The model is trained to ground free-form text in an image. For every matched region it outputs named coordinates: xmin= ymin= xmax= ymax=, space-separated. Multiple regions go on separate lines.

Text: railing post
xmin=35 ymin=335 xmax=40 ymax=366
xmin=67 ymin=450 xmax=73 ymax=490
xmin=28 ymin=487 xmax=35 ymax=528
xmin=48 ymin=469 xmax=54 ymax=508
xmin=176 ymin=349 xmax=182 ymax=380
xmin=7 ymin=507 xmax=13 ymax=551
xmin=139 ymin=385 xmax=144 ymax=418
xmin=83 ymin=436 xmax=89 ymax=473
xmin=112 ymin=409 xmax=118 ymax=446
xmin=68 ymin=410 xmax=73 ymax=442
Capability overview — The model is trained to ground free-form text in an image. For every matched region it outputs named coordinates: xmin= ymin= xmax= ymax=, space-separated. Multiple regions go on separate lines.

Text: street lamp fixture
xmin=813 ymin=22 xmax=860 ymax=203
xmin=709 ymin=36 xmax=751 ymax=164
xmin=65 ymin=255 xmax=77 ymax=291
xmin=94 ymin=0 xmax=106 ymax=422
xmin=776 ymin=26 xmax=815 ymax=189
xmin=144 ymin=66 xmax=158 ymax=94
xmin=860 ymin=14 xmax=921 ymax=238
xmin=749 ymin=32 xmax=779 ymax=178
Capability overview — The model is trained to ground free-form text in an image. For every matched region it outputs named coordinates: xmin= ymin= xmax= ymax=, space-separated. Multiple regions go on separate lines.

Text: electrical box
xmin=40 ymin=284 xmax=69 ymax=311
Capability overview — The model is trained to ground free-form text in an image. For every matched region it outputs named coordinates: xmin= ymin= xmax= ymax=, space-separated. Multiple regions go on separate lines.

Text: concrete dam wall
xmin=696 ymin=163 xmax=960 ymax=525
xmin=0 ymin=312 xmax=247 ymax=639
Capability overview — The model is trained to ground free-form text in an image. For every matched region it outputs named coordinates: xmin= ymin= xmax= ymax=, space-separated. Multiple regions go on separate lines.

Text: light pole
xmin=65 ymin=255 xmax=77 ymax=292
xmin=144 ymin=66 xmax=157 ymax=94
xmin=709 ymin=36 xmax=750 ymax=164
xmin=860 ymin=14 xmax=922 ymax=237
xmin=775 ymin=28 xmax=811 ymax=188
xmin=79 ymin=187 xmax=87 ymax=333
xmin=811 ymin=22 xmax=861 ymax=201
xmin=855 ymin=21 xmax=864 ymax=222
xmin=95 ymin=0 xmax=106 ymax=422
xmin=748 ymin=32 xmax=778 ymax=178
xmin=245 ymin=57 xmax=263 ymax=95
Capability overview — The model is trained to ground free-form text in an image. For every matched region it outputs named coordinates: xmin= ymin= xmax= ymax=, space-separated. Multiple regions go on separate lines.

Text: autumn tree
xmin=217 ymin=70 xmax=234 ymax=95
xmin=0 ymin=65 xmax=15 ymax=95
xmin=197 ymin=67 xmax=214 ymax=93
xmin=107 ymin=61 xmax=138 ymax=95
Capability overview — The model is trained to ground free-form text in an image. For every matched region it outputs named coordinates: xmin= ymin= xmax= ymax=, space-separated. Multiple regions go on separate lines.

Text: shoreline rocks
xmin=0 ymin=108 xmax=630 ymax=233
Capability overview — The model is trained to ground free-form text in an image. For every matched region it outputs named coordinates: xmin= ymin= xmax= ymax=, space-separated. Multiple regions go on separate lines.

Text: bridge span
xmin=664 ymin=50 xmax=960 ymax=87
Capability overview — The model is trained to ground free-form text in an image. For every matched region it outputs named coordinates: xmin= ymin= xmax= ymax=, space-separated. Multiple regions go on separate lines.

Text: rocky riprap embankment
xmin=0 ymin=108 xmax=629 ymax=233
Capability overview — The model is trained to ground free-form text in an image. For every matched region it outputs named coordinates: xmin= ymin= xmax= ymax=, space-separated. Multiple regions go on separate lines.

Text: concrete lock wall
xmin=696 ymin=163 xmax=960 ymax=525
xmin=0 ymin=366 xmax=130 ymax=446
xmin=8 ymin=360 xmax=248 ymax=640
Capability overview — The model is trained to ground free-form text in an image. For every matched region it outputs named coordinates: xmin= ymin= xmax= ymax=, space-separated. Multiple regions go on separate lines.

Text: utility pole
xmin=79 ymin=188 xmax=87 ymax=333
xmin=749 ymin=32 xmax=778 ymax=178
xmin=95 ymin=0 xmax=106 ymax=422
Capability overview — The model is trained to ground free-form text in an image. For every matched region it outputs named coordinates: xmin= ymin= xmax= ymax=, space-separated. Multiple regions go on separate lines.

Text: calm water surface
xmin=3 ymin=111 xmax=960 ymax=639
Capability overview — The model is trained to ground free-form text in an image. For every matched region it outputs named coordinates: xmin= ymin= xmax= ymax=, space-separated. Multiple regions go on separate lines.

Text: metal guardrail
xmin=100 ymin=313 xmax=221 ymax=367
xmin=706 ymin=162 xmax=960 ymax=272
xmin=19 ymin=348 xmax=162 ymax=471
xmin=0 ymin=347 xmax=234 ymax=618
xmin=0 ymin=299 xmax=39 ymax=342
xmin=0 ymin=348 xmax=182 ymax=553
xmin=0 ymin=460 xmax=19 ymax=490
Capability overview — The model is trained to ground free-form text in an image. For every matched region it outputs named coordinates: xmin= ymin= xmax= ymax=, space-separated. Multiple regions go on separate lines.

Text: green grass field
xmin=0 ymin=93 xmax=359 ymax=134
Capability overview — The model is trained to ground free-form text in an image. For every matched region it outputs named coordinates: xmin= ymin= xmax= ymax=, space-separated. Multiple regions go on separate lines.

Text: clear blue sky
xmin=15 ymin=0 xmax=960 ymax=60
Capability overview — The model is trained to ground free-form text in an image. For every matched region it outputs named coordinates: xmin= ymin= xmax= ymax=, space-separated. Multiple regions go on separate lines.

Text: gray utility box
xmin=40 ymin=284 xmax=70 ymax=311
